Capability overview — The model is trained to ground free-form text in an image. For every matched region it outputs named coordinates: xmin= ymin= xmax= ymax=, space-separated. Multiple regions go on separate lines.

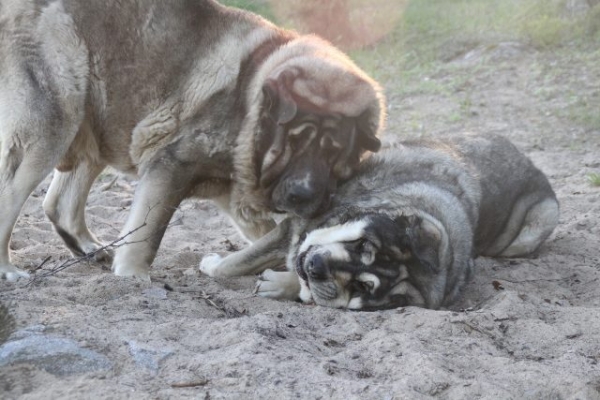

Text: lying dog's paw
xmin=0 ymin=264 xmax=30 ymax=282
xmin=199 ymin=253 xmax=223 ymax=277
xmin=254 ymin=269 xmax=301 ymax=300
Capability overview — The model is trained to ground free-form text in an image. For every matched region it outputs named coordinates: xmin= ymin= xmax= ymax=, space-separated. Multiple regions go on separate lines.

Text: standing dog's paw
xmin=254 ymin=269 xmax=301 ymax=300
xmin=112 ymin=263 xmax=151 ymax=282
xmin=0 ymin=264 xmax=30 ymax=282
xmin=199 ymin=253 xmax=223 ymax=277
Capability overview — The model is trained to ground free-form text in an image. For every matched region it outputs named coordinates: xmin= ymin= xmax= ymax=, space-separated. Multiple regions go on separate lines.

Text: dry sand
xmin=1 ymin=44 xmax=599 ymax=399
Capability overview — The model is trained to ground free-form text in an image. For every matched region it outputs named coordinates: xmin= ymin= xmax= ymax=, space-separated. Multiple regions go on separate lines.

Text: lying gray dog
xmin=201 ymin=133 xmax=559 ymax=310
xmin=0 ymin=0 xmax=384 ymax=281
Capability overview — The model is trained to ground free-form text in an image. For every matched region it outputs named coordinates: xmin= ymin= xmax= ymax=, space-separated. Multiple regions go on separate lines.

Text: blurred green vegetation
xmin=587 ymin=172 xmax=600 ymax=186
xmin=222 ymin=0 xmax=599 ymax=69
xmin=223 ymin=0 xmax=599 ymax=132
xmin=220 ymin=0 xmax=276 ymax=21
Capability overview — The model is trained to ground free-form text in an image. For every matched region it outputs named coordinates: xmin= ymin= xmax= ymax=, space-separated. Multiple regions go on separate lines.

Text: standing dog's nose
xmin=286 ymin=184 xmax=314 ymax=207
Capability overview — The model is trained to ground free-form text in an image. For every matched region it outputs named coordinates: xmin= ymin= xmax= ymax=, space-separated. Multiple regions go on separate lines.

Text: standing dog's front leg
xmin=112 ymin=168 xmax=191 ymax=279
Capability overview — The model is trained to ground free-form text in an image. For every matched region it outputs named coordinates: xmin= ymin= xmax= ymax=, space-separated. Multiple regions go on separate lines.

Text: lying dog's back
xmin=445 ymin=134 xmax=558 ymax=257
xmin=335 ymin=133 xmax=559 ymax=259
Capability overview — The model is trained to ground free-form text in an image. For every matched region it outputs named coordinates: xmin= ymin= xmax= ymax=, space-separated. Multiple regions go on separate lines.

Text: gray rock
xmin=142 ymin=287 xmax=168 ymax=300
xmin=0 ymin=333 xmax=112 ymax=376
xmin=0 ymin=302 xmax=15 ymax=345
xmin=127 ymin=340 xmax=173 ymax=373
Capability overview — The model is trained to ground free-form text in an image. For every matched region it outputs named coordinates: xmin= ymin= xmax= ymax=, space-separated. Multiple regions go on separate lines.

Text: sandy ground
xmin=1 ymin=42 xmax=599 ymax=399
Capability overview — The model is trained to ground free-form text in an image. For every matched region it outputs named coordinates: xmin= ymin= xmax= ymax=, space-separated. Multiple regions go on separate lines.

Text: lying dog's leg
xmin=43 ymin=159 xmax=109 ymax=261
xmin=481 ymin=194 xmax=560 ymax=258
xmin=199 ymin=218 xmax=292 ymax=277
xmin=255 ymin=269 xmax=301 ymax=300
xmin=500 ymin=197 xmax=560 ymax=257
xmin=111 ymin=170 xmax=192 ymax=279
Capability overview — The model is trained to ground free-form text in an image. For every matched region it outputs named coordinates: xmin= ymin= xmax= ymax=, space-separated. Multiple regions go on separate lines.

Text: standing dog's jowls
xmin=201 ymin=133 xmax=559 ymax=310
xmin=0 ymin=0 xmax=385 ymax=281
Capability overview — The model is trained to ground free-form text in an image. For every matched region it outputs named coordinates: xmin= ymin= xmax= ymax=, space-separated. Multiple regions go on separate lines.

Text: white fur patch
xmin=296 ymin=172 xmax=313 ymax=190
xmin=347 ymin=297 xmax=363 ymax=309
xmin=299 ymin=220 xmax=368 ymax=253
xmin=199 ymin=253 xmax=224 ymax=277
xmin=299 ymin=279 xmax=313 ymax=303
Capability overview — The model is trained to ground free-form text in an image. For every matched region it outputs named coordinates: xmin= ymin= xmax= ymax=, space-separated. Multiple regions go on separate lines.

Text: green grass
xmin=221 ymin=1 xmax=599 ymax=71
xmin=587 ymin=173 xmax=600 ymax=187
xmin=222 ymin=0 xmax=600 ymax=131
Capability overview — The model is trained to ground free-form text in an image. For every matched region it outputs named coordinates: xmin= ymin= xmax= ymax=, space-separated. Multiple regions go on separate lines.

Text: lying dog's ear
xmin=404 ymin=216 xmax=441 ymax=274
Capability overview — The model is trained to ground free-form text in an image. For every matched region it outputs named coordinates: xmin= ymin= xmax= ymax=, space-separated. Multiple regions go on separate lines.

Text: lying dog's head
xmin=294 ymin=213 xmax=449 ymax=310
xmin=251 ymin=36 xmax=385 ymax=218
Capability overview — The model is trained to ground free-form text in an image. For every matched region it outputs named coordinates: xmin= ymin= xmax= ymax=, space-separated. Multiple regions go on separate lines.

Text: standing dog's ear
xmin=356 ymin=109 xmax=382 ymax=153
xmin=262 ymin=74 xmax=298 ymax=125
xmin=258 ymin=72 xmax=304 ymax=188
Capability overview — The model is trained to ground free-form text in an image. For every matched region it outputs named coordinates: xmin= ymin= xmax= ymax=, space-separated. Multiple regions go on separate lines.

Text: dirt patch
xmin=1 ymin=44 xmax=600 ymax=399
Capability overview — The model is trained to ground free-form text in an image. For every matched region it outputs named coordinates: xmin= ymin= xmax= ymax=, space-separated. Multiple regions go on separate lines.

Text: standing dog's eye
xmin=320 ymin=131 xmax=343 ymax=163
xmin=289 ymin=123 xmax=317 ymax=138
xmin=288 ymin=123 xmax=317 ymax=151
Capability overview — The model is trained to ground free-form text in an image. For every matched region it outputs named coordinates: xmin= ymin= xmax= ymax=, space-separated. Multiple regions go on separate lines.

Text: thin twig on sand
xmin=26 ymin=222 xmax=148 ymax=286
xmin=26 ymin=204 xmax=184 ymax=285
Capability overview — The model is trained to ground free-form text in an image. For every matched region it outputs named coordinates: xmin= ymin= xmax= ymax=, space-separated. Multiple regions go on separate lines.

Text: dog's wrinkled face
xmin=295 ymin=214 xmax=446 ymax=310
xmin=255 ymin=79 xmax=381 ymax=218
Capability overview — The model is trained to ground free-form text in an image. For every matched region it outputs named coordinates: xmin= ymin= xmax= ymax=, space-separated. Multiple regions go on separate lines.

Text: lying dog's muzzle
xmin=305 ymin=253 xmax=328 ymax=280
xmin=296 ymin=250 xmax=330 ymax=283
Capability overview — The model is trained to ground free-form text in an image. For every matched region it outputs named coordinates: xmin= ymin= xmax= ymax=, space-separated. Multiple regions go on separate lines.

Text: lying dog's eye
xmin=349 ymin=238 xmax=370 ymax=253
xmin=357 ymin=239 xmax=368 ymax=252
xmin=350 ymin=280 xmax=373 ymax=296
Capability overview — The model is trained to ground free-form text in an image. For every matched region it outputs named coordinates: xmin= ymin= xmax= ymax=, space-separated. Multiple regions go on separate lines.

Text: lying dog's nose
xmin=307 ymin=254 xmax=328 ymax=280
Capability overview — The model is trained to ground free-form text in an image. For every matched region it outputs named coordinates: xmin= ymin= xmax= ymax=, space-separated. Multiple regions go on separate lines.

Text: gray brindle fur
xmin=201 ymin=133 xmax=559 ymax=310
xmin=0 ymin=0 xmax=385 ymax=281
